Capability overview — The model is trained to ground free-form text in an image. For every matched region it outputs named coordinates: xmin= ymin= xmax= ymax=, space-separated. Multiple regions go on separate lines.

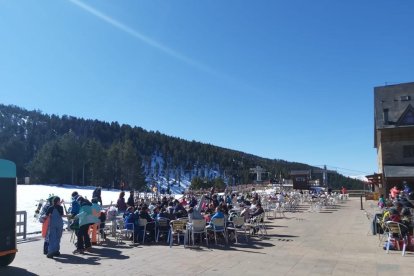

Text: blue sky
xmin=1 ymin=0 xmax=414 ymax=176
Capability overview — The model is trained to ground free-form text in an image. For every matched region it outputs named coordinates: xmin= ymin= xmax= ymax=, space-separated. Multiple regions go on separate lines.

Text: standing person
xmin=45 ymin=196 xmax=65 ymax=258
xmin=92 ymin=187 xmax=103 ymax=205
xmin=74 ymin=197 xmax=99 ymax=254
xmin=90 ymin=198 xmax=102 ymax=245
xmin=116 ymin=191 xmax=127 ymax=213
xmin=127 ymin=190 xmax=135 ymax=208
xmin=69 ymin=191 xmax=80 ymax=217
xmin=40 ymin=195 xmax=55 ymax=255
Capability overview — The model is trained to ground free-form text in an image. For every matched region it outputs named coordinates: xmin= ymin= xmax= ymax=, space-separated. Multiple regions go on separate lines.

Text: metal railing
xmin=16 ymin=211 xmax=27 ymax=240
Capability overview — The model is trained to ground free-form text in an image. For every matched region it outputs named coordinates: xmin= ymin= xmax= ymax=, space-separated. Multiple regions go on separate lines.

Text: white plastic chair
xmin=227 ymin=216 xmax=250 ymax=243
xmin=137 ymin=218 xmax=148 ymax=244
xmin=206 ymin=217 xmax=228 ymax=245
xmin=385 ymin=221 xmax=408 ymax=256
xmin=188 ymin=219 xmax=208 ymax=247
xmin=115 ymin=219 xmax=135 ymax=245
xmin=169 ymin=220 xmax=187 ymax=248
xmin=156 ymin=218 xmax=170 ymax=243
xmin=250 ymin=213 xmax=267 ymax=238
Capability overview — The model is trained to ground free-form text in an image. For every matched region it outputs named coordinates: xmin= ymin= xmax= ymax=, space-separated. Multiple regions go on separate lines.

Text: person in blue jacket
xmin=73 ymin=197 xmax=100 ymax=254
xmin=69 ymin=191 xmax=80 ymax=217
xmin=209 ymin=205 xmax=225 ymax=230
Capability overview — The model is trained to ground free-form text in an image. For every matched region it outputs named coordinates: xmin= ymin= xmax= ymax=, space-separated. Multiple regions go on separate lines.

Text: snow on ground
xmin=18 ymin=183 xmax=190 ymax=235
xmin=18 ymin=184 xmax=122 ymax=234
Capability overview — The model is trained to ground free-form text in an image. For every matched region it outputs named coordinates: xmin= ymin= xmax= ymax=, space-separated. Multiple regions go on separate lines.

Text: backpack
xmin=38 ymin=202 xmax=51 ymax=223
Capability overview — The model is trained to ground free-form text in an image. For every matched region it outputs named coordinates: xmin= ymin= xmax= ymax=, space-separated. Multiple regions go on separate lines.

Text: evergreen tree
xmin=84 ymin=139 xmax=106 ymax=186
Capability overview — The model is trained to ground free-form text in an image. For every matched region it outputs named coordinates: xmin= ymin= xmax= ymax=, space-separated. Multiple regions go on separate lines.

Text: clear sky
xmin=1 ymin=0 xmax=414 ymax=177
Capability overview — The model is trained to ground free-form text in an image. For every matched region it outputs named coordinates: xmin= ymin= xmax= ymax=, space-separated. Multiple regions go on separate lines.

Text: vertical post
xmin=23 ymin=211 xmax=27 ymax=240
xmin=360 ymin=194 xmax=364 ymax=210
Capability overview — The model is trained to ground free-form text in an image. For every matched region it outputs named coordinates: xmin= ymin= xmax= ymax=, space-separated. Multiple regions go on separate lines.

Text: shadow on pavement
xmin=52 ymin=254 xmax=101 ymax=265
xmin=264 ymin=234 xmax=299 ymax=238
xmin=0 ymin=266 xmax=38 ymax=276
xmin=17 ymin=237 xmax=42 ymax=244
xmin=53 ymin=247 xmax=129 ymax=265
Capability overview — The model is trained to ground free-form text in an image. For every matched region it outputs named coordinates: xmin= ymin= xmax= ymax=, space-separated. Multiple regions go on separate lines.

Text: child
xmin=377 ymin=194 xmax=385 ymax=209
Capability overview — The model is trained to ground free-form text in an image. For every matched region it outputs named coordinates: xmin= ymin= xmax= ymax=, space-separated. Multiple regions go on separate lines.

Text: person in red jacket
xmin=390 ymin=186 xmax=400 ymax=199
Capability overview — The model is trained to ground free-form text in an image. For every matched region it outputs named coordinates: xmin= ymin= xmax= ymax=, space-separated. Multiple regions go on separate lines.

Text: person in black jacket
xmin=250 ymin=202 xmax=264 ymax=219
xmin=92 ymin=187 xmax=102 ymax=205
xmin=127 ymin=190 xmax=135 ymax=208
xmin=137 ymin=206 xmax=155 ymax=242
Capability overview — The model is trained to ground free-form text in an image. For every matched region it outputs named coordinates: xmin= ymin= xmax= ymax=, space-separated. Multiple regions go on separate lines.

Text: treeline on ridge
xmin=0 ymin=104 xmax=364 ymax=190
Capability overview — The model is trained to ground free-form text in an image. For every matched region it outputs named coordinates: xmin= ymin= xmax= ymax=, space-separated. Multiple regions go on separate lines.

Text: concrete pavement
xmin=2 ymin=198 xmax=414 ymax=276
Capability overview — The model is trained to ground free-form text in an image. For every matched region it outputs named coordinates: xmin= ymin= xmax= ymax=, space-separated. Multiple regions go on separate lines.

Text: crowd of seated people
xmin=90 ymin=188 xmax=277 ymax=245
xmin=377 ymin=184 xmax=413 ymax=237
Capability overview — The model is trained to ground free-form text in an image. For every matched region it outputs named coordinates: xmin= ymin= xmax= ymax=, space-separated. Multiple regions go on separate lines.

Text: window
xmin=403 ymin=145 xmax=414 ymax=158
xmin=383 ymin=109 xmax=389 ymax=124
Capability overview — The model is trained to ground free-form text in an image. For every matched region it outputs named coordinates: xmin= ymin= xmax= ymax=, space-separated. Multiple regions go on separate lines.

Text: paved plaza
xmin=2 ymin=198 xmax=414 ymax=276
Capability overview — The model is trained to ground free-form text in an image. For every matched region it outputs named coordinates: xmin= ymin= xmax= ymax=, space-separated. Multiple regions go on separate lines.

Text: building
xmin=373 ymin=82 xmax=414 ymax=195
xmin=290 ymin=170 xmax=310 ymax=190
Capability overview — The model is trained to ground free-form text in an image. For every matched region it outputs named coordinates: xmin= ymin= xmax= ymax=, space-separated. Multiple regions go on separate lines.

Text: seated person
xmin=173 ymin=200 xmax=188 ymax=218
xmin=123 ymin=207 xmax=136 ymax=230
xmin=123 ymin=206 xmax=135 ymax=219
xmin=390 ymin=186 xmax=400 ymax=200
xmin=158 ymin=207 xmax=175 ymax=221
xmin=219 ymin=202 xmax=229 ymax=217
xmin=138 ymin=206 xmax=153 ymax=222
xmin=160 ymin=196 xmax=169 ymax=209
xmin=167 ymin=202 xmax=175 ymax=216
xmin=382 ymin=201 xmax=403 ymax=223
xmin=240 ymin=205 xmax=251 ymax=222
xmin=250 ymin=203 xmax=264 ymax=220
xmin=403 ymin=183 xmax=412 ymax=196
xmin=151 ymin=206 xmax=160 ymax=220
xmin=208 ymin=206 xmax=225 ymax=230
xmin=189 ymin=196 xmax=198 ymax=208
xmin=377 ymin=194 xmax=386 ymax=209
xmin=205 ymin=194 xmax=220 ymax=208
xmin=250 ymin=202 xmax=264 ymax=234
xmin=389 ymin=208 xmax=401 ymax=222
xmin=180 ymin=197 xmax=188 ymax=207
xmin=204 ymin=203 xmax=215 ymax=215
xmin=137 ymin=206 xmax=155 ymax=241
